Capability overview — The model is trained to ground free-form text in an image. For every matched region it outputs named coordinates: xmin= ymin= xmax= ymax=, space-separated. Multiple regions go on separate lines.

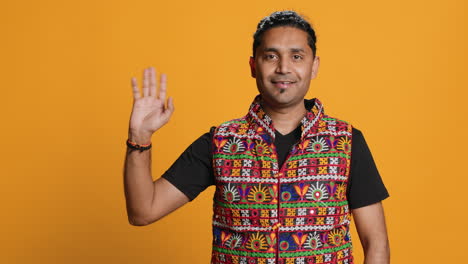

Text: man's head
xmin=249 ymin=11 xmax=320 ymax=110
xmin=252 ymin=11 xmax=317 ymax=59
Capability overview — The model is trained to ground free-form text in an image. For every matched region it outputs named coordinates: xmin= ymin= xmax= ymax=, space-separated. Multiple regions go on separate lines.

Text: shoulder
xmin=216 ymin=116 xmax=248 ymax=128
xmin=352 ymin=126 xmax=362 ymax=137
xmin=320 ymin=113 xmax=354 ymax=134
xmin=212 ymin=116 xmax=249 ymax=136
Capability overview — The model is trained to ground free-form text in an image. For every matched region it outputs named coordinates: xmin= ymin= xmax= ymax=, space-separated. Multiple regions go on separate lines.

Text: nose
xmin=275 ymin=57 xmax=292 ymax=74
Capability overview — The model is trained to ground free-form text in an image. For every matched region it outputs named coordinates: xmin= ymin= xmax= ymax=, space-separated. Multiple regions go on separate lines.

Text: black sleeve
xmin=161 ymin=127 xmax=216 ymax=201
xmin=347 ymin=127 xmax=390 ymax=209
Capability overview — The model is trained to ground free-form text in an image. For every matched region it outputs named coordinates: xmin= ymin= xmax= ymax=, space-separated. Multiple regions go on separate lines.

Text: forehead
xmin=259 ymin=26 xmax=310 ymax=51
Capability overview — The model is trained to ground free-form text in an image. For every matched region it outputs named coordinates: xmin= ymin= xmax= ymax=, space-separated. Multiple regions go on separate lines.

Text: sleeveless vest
xmin=211 ymin=96 xmax=354 ymax=264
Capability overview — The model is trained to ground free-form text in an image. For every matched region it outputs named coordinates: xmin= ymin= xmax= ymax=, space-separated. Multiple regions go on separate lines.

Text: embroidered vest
xmin=211 ymin=96 xmax=354 ymax=264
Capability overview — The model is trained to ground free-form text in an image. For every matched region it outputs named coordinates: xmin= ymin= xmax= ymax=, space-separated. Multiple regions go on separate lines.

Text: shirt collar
xmin=246 ymin=94 xmax=325 ymax=142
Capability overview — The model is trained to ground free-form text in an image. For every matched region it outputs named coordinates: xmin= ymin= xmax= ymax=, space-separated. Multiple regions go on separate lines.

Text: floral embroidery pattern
xmin=212 ymin=96 xmax=354 ymax=264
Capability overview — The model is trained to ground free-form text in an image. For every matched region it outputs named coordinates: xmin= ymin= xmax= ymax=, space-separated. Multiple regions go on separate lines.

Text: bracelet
xmin=126 ymin=139 xmax=152 ymax=152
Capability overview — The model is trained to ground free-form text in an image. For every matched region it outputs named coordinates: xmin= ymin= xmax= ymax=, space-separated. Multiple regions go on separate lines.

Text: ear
xmin=311 ymin=56 xmax=320 ymax=79
xmin=249 ymin=56 xmax=256 ymax=78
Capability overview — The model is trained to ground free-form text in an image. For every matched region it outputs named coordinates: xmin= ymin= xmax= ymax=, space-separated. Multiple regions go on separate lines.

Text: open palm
xmin=128 ymin=67 xmax=174 ymax=141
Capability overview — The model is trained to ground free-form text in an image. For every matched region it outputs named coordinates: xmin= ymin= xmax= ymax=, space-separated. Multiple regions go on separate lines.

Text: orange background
xmin=1 ymin=0 xmax=467 ymax=263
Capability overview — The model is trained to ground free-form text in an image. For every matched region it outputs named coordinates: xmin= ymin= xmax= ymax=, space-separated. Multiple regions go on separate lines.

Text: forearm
xmin=362 ymin=239 xmax=390 ymax=264
xmin=123 ymin=133 xmax=154 ymax=226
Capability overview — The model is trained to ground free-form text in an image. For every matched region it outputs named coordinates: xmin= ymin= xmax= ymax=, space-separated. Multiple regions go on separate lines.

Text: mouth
xmin=271 ymin=80 xmax=296 ymax=89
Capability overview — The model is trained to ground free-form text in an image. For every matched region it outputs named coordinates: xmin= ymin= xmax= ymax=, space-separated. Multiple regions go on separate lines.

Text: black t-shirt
xmin=162 ymin=126 xmax=389 ymax=210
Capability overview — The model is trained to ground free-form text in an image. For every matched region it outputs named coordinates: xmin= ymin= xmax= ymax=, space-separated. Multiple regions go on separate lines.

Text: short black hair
xmin=252 ymin=10 xmax=317 ymax=58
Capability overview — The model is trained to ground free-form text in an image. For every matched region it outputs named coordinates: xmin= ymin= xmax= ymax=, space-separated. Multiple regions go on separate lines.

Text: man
xmin=124 ymin=11 xmax=390 ymax=264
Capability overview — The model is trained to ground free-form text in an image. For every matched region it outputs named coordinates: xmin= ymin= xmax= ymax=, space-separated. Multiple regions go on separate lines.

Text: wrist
xmin=128 ymin=131 xmax=152 ymax=145
xmin=126 ymin=138 xmax=152 ymax=152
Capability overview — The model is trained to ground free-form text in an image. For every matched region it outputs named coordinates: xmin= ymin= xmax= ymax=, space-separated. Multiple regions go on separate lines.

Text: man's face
xmin=250 ymin=26 xmax=320 ymax=109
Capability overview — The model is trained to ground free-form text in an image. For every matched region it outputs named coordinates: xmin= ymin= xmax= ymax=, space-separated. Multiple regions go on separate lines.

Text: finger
xmin=163 ymin=96 xmax=175 ymax=120
xmin=158 ymin=73 xmax=167 ymax=101
xmin=149 ymin=67 xmax=156 ymax=97
xmin=143 ymin=68 xmax=150 ymax=97
xmin=167 ymin=96 xmax=175 ymax=114
xmin=131 ymin=77 xmax=141 ymax=100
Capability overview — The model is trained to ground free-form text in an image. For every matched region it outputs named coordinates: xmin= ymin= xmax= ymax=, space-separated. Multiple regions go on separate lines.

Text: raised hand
xmin=128 ymin=67 xmax=174 ymax=144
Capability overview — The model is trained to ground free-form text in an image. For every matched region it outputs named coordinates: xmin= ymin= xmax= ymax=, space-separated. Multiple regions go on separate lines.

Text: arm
xmin=124 ymin=146 xmax=189 ymax=226
xmin=351 ymin=202 xmax=390 ymax=264
xmin=124 ymin=67 xmax=189 ymax=226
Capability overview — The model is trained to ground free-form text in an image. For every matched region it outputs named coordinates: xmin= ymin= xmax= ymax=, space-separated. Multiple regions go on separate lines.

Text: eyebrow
xmin=263 ymin=47 xmax=306 ymax=53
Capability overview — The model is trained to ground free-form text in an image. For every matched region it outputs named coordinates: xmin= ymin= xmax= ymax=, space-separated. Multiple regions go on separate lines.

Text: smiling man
xmin=124 ymin=10 xmax=390 ymax=264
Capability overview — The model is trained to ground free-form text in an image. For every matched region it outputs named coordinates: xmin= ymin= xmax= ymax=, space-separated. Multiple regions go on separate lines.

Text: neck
xmin=261 ymin=100 xmax=307 ymax=135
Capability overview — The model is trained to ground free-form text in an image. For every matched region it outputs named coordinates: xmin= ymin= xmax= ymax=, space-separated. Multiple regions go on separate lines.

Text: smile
xmin=272 ymin=81 xmax=296 ymax=88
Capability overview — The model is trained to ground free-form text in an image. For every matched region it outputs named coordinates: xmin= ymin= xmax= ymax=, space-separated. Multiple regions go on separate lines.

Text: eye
xmin=293 ymin=54 xmax=303 ymax=60
xmin=264 ymin=54 xmax=277 ymax=60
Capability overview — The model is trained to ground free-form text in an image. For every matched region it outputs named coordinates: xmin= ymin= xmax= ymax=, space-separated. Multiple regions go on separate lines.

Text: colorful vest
xmin=211 ymin=96 xmax=354 ymax=264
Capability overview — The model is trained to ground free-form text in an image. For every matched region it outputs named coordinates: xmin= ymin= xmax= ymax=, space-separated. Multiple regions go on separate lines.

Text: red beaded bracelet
xmin=126 ymin=139 xmax=152 ymax=152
